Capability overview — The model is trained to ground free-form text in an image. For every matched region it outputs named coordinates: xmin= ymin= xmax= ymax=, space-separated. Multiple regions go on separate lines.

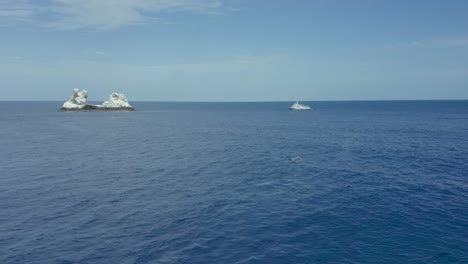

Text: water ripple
xmin=1 ymin=102 xmax=467 ymax=263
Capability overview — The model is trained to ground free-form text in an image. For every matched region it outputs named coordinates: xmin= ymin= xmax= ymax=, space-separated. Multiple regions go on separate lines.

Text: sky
xmin=1 ymin=0 xmax=468 ymax=101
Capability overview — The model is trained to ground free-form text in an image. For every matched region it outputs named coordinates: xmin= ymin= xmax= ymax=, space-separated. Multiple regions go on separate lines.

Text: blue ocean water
xmin=0 ymin=101 xmax=467 ymax=264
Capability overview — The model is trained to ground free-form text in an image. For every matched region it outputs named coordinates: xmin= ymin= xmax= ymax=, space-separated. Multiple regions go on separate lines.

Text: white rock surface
xmin=99 ymin=93 xmax=132 ymax=108
xmin=62 ymin=89 xmax=88 ymax=109
xmin=60 ymin=89 xmax=134 ymax=110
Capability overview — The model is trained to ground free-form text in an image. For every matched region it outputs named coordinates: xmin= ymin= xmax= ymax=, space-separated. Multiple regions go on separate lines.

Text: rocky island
xmin=60 ymin=89 xmax=135 ymax=111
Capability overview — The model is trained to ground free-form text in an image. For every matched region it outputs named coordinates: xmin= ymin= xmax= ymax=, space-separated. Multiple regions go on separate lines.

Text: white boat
xmin=289 ymin=101 xmax=311 ymax=110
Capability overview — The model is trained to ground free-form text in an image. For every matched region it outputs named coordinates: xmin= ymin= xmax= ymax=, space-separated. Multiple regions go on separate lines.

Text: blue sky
xmin=1 ymin=0 xmax=468 ymax=101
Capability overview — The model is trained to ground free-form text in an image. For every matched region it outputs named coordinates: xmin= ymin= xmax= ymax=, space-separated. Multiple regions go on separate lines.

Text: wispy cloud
xmin=0 ymin=0 xmax=36 ymax=22
xmin=142 ymin=55 xmax=284 ymax=74
xmin=433 ymin=37 xmax=468 ymax=47
xmin=364 ymin=36 xmax=468 ymax=52
xmin=91 ymin=51 xmax=109 ymax=56
xmin=0 ymin=54 xmax=289 ymax=100
xmin=0 ymin=0 xmax=223 ymax=30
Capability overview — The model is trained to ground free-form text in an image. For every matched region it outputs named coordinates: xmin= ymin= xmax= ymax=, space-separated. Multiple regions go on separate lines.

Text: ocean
xmin=0 ymin=101 xmax=467 ymax=264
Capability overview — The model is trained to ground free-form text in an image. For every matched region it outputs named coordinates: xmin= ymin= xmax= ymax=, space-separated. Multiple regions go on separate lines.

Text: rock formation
xmin=60 ymin=89 xmax=135 ymax=111
xmin=99 ymin=93 xmax=133 ymax=109
xmin=61 ymin=89 xmax=88 ymax=110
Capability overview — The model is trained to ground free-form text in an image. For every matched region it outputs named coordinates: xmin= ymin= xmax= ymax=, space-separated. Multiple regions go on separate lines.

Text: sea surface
xmin=0 ymin=101 xmax=467 ymax=264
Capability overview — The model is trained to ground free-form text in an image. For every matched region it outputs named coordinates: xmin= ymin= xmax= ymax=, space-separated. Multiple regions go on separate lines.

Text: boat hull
xmin=289 ymin=107 xmax=311 ymax=110
xmin=289 ymin=101 xmax=311 ymax=110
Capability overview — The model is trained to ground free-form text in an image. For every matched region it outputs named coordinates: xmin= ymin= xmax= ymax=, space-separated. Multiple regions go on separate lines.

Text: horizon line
xmin=1 ymin=99 xmax=468 ymax=103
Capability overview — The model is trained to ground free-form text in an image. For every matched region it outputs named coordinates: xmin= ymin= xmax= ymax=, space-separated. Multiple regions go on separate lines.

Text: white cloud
xmin=0 ymin=0 xmax=223 ymax=30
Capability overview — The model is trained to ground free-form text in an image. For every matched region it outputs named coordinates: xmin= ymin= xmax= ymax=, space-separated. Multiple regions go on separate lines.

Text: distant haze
xmin=1 ymin=0 xmax=468 ymax=101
